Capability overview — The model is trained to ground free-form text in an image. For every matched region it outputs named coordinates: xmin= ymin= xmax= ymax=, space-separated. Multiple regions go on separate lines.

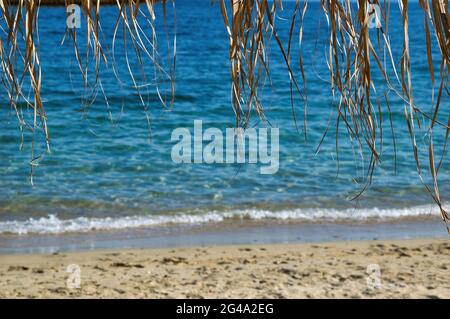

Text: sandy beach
xmin=0 ymin=238 xmax=448 ymax=298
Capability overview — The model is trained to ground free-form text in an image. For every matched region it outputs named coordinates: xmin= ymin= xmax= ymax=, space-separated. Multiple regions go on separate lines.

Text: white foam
xmin=0 ymin=204 xmax=444 ymax=235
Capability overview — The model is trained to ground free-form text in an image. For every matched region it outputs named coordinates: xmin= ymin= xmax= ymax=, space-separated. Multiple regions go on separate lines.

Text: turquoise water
xmin=0 ymin=1 xmax=448 ymax=235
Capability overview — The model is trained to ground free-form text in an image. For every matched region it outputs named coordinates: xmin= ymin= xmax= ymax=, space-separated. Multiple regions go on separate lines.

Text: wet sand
xmin=0 ymin=238 xmax=449 ymax=298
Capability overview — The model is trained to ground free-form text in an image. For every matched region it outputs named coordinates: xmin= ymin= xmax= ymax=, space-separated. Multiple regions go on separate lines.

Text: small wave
xmin=0 ymin=204 xmax=443 ymax=235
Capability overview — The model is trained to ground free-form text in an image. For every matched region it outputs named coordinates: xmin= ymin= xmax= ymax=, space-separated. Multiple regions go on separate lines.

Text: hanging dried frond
xmin=61 ymin=0 xmax=176 ymax=119
xmin=0 ymin=0 xmax=176 ymax=181
xmin=0 ymin=0 xmax=48 ymax=184
xmin=219 ymin=0 xmax=305 ymax=128
xmin=217 ymin=0 xmax=449 ymax=230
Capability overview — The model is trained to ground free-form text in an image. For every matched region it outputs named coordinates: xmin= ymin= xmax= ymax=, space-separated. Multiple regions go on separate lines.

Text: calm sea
xmin=0 ymin=1 xmax=448 ymax=240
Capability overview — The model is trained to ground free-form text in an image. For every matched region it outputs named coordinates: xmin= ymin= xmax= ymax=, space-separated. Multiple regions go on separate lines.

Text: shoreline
xmin=0 ymin=217 xmax=445 ymax=255
xmin=0 ymin=237 xmax=448 ymax=298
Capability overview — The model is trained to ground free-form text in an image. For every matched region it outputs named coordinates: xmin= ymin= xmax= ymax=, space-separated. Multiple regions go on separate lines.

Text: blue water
xmin=0 ymin=1 xmax=448 ymax=235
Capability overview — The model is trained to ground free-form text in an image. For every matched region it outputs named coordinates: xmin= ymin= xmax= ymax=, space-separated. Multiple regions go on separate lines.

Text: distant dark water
xmin=0 ymin=1 xmax=448 ymax=236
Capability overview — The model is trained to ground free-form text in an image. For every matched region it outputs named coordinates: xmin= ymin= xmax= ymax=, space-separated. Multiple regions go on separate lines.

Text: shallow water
xmin=0 ymin=1 xmax=448 ymax=241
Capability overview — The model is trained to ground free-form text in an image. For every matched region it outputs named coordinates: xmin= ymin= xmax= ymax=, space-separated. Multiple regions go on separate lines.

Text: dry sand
xmin=0 ymin=238 xmax=449 ymax=298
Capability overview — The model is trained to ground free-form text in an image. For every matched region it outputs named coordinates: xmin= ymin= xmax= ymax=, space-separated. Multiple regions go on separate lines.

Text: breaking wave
xmin=0 ymin=203 xmax=444 ymax=235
